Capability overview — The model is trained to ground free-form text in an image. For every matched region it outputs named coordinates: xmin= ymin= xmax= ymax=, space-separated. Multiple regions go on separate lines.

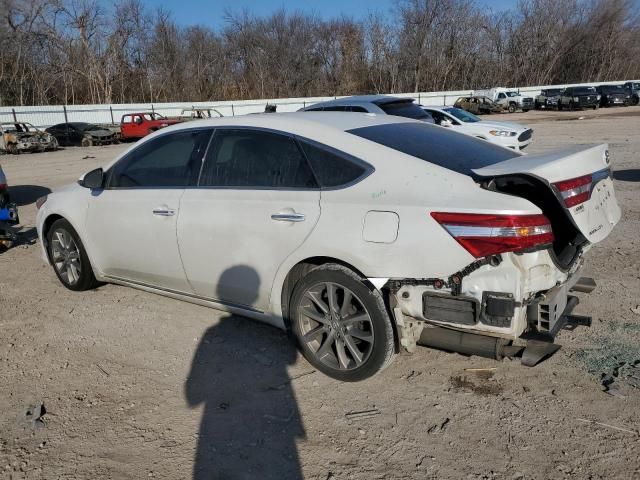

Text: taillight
xmin=553 ymin=174 xmax=592 ymax=208
xmin=431 ymin=212 xmax=554 ymax=258
xmin=0 ymin=183 xmax=7 ymax=191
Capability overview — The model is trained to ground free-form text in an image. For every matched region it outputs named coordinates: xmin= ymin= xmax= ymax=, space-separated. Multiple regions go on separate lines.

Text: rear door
xmin=85 ymin=128 xmax=212 ymax=291
xmin=473 ymin=144 xmax=621 ymax=243
xmin=177 ymin=128 xmax=321 ymax=311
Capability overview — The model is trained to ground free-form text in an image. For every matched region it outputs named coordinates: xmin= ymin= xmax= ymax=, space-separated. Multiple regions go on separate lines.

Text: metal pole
xmin=151 ymin=104 xmax=155 ymax=114
xmin=110 ymin=106 xmax=114 ymax=124
xmin=11 ymin=108 xmax=17 ymax=122
xmin=231 ymin=104 xmax=235 ymax=116
xmin=63 ymin=105 xmax=68 ymax=124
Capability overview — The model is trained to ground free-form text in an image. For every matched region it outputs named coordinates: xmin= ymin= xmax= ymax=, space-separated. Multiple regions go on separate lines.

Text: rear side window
xmin=298 ymin=141 xmax=369 ymax=188
xmin=110 ymin=129 xmax=212 ymax=188
xmin=348 ymin=122 xmax=519 ymax=176
xmin=377 ymin=100 xmax=431 ymax=121
xmin=199 ymin=129 xmax=318 ymax=189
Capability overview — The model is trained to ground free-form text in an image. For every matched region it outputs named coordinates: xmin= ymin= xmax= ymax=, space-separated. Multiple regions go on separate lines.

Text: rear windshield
xmin=377 ymin=100 xmax=432 ymax=121
xmin=348 ymin=122 xmax=519 ymax=175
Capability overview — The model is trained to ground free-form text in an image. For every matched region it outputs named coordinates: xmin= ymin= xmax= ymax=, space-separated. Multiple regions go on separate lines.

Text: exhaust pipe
xmin=417 ymin=326 xmax=511 ymax=360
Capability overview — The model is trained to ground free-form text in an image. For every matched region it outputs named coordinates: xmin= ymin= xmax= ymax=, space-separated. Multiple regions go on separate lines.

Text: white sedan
xmin=36 ymin=113 xmax=620 ymax=381
xmin=423 ymin=106 xmax=533 ymax=150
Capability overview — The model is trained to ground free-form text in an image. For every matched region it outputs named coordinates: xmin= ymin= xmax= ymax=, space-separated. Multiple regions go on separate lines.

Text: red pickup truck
xmin=120 ymin=112 xmax=181 ymax=140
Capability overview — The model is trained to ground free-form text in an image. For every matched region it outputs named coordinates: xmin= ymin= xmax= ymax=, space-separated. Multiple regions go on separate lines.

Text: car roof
xmin=305 ymin=95 xmax=414 ymax=108
xmin=154 ymin=111 xmax=420 ymax=136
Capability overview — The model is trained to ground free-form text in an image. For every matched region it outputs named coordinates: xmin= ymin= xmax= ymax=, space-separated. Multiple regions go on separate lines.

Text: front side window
xmin=110 ymin=129 xmax=212 ymax=188
xmin=199 ymin=129 xmax=318 ymax=189
xmin=298 ymin=140 xmax=369 ymax=188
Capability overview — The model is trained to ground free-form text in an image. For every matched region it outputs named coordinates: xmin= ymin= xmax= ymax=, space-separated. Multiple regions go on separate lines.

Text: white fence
xmin=0 ymin=80 xmax=632 ymax=128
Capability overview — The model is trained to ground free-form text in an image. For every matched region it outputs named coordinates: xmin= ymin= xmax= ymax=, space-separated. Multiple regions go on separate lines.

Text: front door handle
xmin=271 ymin=212 xmax=305 ymax=222
xmin=153 ymin=206 xmax=175 ymax=217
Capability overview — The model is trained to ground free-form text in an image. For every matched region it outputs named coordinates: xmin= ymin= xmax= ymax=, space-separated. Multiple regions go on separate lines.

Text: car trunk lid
xmin=472 ymin=144 xmax=620 ymax=246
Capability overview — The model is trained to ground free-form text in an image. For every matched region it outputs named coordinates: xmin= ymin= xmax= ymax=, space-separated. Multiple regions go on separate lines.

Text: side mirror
xmin=79 ymin=168 xmax=104 ymax=189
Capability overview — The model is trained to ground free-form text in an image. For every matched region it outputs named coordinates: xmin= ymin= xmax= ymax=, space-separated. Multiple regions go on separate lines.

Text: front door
xmin=177 ymin=128 xmax=321 ymax=311
xmin=85 ymin=128 xmax=212 ymax=292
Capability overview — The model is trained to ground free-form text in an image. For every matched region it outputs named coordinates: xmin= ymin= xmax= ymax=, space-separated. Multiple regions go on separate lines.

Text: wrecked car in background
xmin=453 ymin=96 xmax=503 ymax=115
xmin=179 ymin=108 xmax=223 ymax=120
xmin=45 ymin=122 xmax=117 ymax=147
xmin=1 ymin=122 xmax=59 ymax=154
xmin=36 ymin=113 xmax=620 ymax=381
xmin=0 ymin=164 xmax=19 ymax=249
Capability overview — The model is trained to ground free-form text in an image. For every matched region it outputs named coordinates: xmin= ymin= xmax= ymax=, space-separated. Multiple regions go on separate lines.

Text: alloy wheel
xmin=296 ymin=282 xmax=374 ymax=371
xmin=51 ymin=228 xmax=82 ymax=286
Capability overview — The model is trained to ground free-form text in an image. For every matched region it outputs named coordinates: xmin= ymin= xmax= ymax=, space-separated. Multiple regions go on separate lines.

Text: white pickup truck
xmin=474 ymin=87 xmax=534 ymax=113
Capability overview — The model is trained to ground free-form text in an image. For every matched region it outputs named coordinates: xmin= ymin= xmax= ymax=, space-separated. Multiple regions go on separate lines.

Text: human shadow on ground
xmin=8 ymin=185 xmax=52 ymax=206
xmin=185 ymin=265 xmax=304 ymax=480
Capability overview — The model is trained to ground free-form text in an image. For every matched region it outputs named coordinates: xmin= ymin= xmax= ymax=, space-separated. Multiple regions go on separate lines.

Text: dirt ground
xmin=1 ymin=107 xmax=640 ymax=480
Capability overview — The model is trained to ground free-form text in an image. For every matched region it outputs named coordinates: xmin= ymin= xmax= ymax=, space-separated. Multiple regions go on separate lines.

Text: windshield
xmin=378 ymin=100 xmax=434 ymax=122
xmin=84 ymin=125 xmax=105 ymax=132
xmin=574 ymin=87 xmax=596 ymax=95
xmin=601 ymin=85 xmax=625 ymax=94
xmin=347 ymin=122 xmax=519 ymax=176
xmin=443 ymin=107 xmax=480 ymax=123
xmin=505 ymin=91 xmax=519 ymax=97
xmin=151 ymin=113 xmax=166 ymax=120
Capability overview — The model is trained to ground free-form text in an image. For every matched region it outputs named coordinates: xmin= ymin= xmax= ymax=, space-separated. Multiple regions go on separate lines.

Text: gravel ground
xmin=1 ymin=107 xmax=639 ymax=480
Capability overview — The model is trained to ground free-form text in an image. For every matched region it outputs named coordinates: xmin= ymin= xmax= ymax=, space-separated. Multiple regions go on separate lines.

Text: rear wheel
xmin=508 ymin=103 xmax=516 ymax=113
xmin=81 ymin=136 xmax=93 ymax=147
xmin=47 ymin=219 xmax=99 ymax=291
xmin=290 ymin=264 xmax=395 ymax=381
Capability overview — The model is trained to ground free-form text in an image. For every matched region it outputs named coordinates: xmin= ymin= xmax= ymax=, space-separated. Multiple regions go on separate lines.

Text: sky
xmin=150 ymin=0 xmax=519 ymax=29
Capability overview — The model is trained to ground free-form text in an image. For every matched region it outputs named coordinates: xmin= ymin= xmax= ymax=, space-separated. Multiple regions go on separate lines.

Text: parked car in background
xmin=120 ymin=112 xmax=182 ymax=140
xmin=453 ymin=96 xmax=503 ymax=115
xmin=422 ymin=106 xmax=533 ymax=150
xmin=623 ymin=81 xmax=640 ymax=105
xmin=36 ymin=113 xmax=620 ymax=380
xmin=596 ymin=85 xmax=631 ymax=107
xmin=300 ymin=95 xmax=434 ymax=123
xmin=474 ymin=87 xmax=534 ymax=113
xmin=0 ymin=122 xmax=58 ymax=154
xmin=0 ymin=163 xmax=19 ymax=248
xmin=179 ymin=108 xmax=223 ymax=120
xmin=46 ymin=122 xmax=117 ymax=147
xmin=535 ymin=88 xmax=563 ymax=109
xmin=557 ymin=86 xmax=599 ymax=110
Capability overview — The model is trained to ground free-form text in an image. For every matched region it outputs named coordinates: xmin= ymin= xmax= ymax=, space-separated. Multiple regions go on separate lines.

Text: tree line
xmin=1 ymin=0 xmax=639 ymax=106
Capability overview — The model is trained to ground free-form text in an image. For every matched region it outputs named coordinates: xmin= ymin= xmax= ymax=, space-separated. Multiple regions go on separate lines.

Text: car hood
xmin=475 ymin=120 xmax=527 ymax=131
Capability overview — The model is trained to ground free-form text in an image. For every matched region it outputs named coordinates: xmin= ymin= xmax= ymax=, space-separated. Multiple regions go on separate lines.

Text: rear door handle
xmin=271 ymin=213 xmax=305 ymax=222
xmin=153 ymin=206 xmax=175 ymax=217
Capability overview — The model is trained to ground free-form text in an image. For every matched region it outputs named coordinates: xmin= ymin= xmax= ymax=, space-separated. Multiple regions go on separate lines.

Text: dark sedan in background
xmin=45 ymin=122 xmax=117 ymax=147
xmin=596 ymin=85 xmax=631 ymax=107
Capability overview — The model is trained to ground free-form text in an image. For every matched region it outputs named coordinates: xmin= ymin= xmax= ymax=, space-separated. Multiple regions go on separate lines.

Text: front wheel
xmin=47 ymin=218 xmax=100 ymax=291
xmin=290 ymin=264 xmax=395 ymax=381
xmin=81 ymin=136 xmax=93 ymax=147
xmin=508 ymin=103 xmax=516 ymax=113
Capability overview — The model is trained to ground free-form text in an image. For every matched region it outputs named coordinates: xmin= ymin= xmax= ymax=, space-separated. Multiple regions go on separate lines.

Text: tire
xmin=81 ymin=136 xmax=93 ymax=147
xmin=508 ymin=103 xmax=516 ymax=113
xmin=289 ymin=264 xmax=395 ymax=382
xmin=522 ymin=109 xmax=530 ymax=113
xmin=633 ymin=95 xmax=639 ymax=106
xmin=46 ymin=218 xmax=99 ymax=291
xmin=557 ymin=101 xmax=562 ymax=111
xmin=7 ymin=144 xmax=18 ymax=155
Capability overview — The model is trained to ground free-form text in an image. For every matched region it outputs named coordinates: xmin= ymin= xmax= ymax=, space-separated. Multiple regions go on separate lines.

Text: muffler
xmin=417 ymin=326 xmax=512 ymax=360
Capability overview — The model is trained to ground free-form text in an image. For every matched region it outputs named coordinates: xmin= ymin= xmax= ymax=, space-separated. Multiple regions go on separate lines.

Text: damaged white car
xmin=35 ymin=113 xmax=620 ymax=381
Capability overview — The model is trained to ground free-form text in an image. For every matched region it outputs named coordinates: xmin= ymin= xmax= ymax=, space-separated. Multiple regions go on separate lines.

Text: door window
xmin=109 ymin=129 xmax=212 ymax=188
xmin=199 ymin=129 xmax=318 ymax=189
